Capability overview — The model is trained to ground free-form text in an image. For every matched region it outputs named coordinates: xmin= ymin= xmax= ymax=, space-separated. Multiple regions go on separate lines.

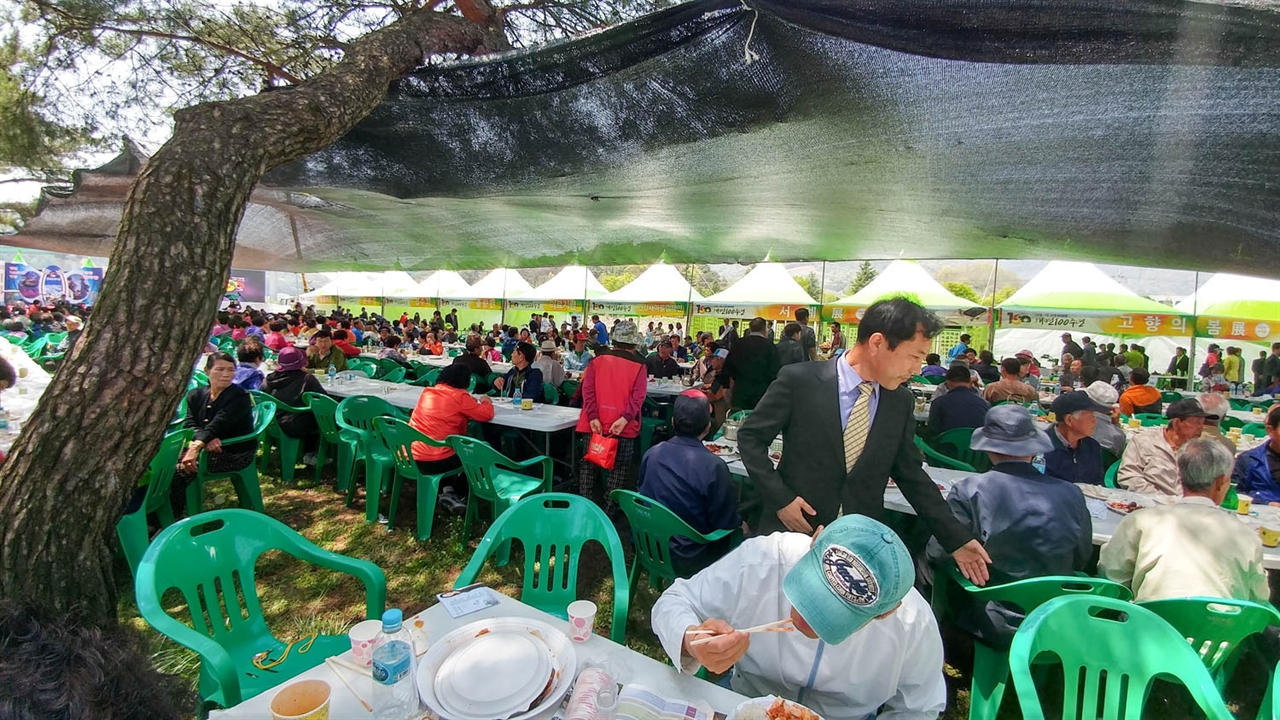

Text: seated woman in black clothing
xmin=261 ymin=346 xmax=327 ymax=450
xmin=172 ymin=352 xmax=256 ymax=515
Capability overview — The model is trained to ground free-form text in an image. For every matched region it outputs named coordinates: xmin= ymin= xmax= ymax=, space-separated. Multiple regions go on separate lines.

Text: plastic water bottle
xmin=370 ymin=609 xmax=418 ymax=718
xmin=327 ymin=362 xmax=336 ymax=384
xmin=512 ymin=387 xmax=523 ymax=409
xmin=1032 ymin=454 xmax=1046 ymax=474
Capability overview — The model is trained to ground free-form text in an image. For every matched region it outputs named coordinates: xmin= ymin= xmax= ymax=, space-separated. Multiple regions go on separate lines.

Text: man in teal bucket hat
xmin=651 ymin=515 xmax=945 ymax=718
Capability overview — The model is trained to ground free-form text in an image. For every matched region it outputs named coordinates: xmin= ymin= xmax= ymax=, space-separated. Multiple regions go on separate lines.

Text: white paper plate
xmin=728 ymin=696 xmax=824 ymax=720
xmin=418 ymin=617 xmax=576 ymax=720
xmin=434 ymin=631 xmax=550 ymax=720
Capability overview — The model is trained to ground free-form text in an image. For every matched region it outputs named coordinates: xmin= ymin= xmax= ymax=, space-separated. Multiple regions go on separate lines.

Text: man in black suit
xmin=739 ymin=298 xmax=993 ymax=584
xmin=720 ymin=317 xmax=780 ymax=411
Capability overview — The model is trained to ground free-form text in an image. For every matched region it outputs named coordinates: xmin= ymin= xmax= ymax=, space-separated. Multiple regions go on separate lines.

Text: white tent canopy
xmin=1174 ymin=273 xmax=1280 ymax=318
xmin=603 ymin=262 xmax=704 ymax=303
xmin=462 ymin=268 xmax=534 ymax=299
xmin=830 ymin=260 xmax=981 ymax=311
xmin=702 ymin=262 xmax=814 ymax=305
xmin=998 ymin=261 xmax=1177 ymax=315
xmin=300 ymin=272 xmax=378 ymax=299
xmin=411 ymin=270 xmax=471 ymax=299
xmin=519 ymin=265 xmax=608 ymax=301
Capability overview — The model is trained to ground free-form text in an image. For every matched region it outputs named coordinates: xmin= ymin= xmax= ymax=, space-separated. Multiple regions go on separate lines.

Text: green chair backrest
xmin=303 ymin=393 xmax=342 ymax=442
xmin=1163 ymin=391 xmax=1185 ymax=404
xmin=381 ymin=366 xmax=406 ymax=383
xmin=142 ymin=430 xmax=193 ymax=515
xmin=22 ymin=336 xmax=48 ymax=359
xmin=911 ymin=375 xmax=928 ymax=384
xmin=238 ymin=403 xmax=276 ymax=449
xmin=335 ymin=396 xmax=403 ymax=438
xmin=424 ymin=368 xmax=443 ymax=386
xmin=610 ymin=489 xmax=741 ymax=587
xmin=1228 ymin=398 xmax=1254 ymax=411
xmin=374 ymin=357 xmax=403 ymax=378
xmin=373 ymin=417 xmax=449 ymax=476
xmin=411 ymin=363 xmax=435 ymax=381
xmin=1242 ymin=422 xmax=1268 ymax=438
xmin=923 ymin=374 xmax=945 ymax=385
xmin=249 ymin=390 xmax=307 ymax=415
xmin=192 ymin=370 xmax=210 ymax=387
xmin=914 ymin=435 xmax=976 ymax=472
xmin=932 ymin=427 xmax=992 ymax=472
xmin=456 ymin=493 xmax=629 ymax=641
xmin=1218 ymin=415 xmax=1244 ymax=431
xmin=349 ymin=358 xmax=378 ymax=378
xmin=950 ymin=569 xmax=1132 ymax=614
xmin=448 ymin=435 xmax=521 ymax=502
xmin=1104 ymin=460 xmax=1120 ymax=488
xmin=135 ymin=509 xmax=386 ymax=708
xmin=1135 ymin=413 xmax=1168 ymax=426
xmin=1009 ymin=595 xmax=1235 ymax=720
xmin=1138 ymin=597 xmax=1280 ymax=677
xmin=560 ymin=380 xmax=580 ymax=401
xmin=542 ymin=382 xmax=560 ymax=405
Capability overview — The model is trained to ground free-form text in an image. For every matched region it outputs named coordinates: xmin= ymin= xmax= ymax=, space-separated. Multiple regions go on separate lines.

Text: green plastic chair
xmin=335 ymin=396 xmax=405 ymax=521
xmin=914 ymin=435 xmax=977 ymax=472
xmin=250 ymin=392 xmax=308 ymax=484
xmin=931 ymin=427 xmax=992 ymax=473
xmin=1242 ymin=422 xmax=1269 ymax=438
xmin=609 ymin=489 xmax=742 ymax=597
xmin=374 ymin=357 xmax=403 ymax=379
xmin=192 ymin=370 xmax=210 ymax=387
xmin=135 ymin=510 xmax=386 ymax=714
xmin=447 ymin=435 xmax=551 ymax=560
xmin=21 ymin=335 xmax=47 ymax=359
xmin=1220 ymin=415 xmax=1245 ymax=431
xmin=542 ymin=382 xmax=561 ymax=406
xmin=348 ymin=358 xmax=378 ymax=378
xmin=1163 ymin=391 xmax=1185 ymax=404
xmin=1009 ymin=595 xmax=1235 ymax=720
xmin=560 ymin=379 xmax=580 ymax=403
xmin=1138 ymin=597 xmax=1280 ymax=691
xmin=1135 ymin=413 xmax=1168 ymax=427
xmin=454 ymin=493 xmax=630 ymax=643
xmin=922 ymin=374 xmax=945 ymax=385
xmin=1229 ymin=398 xmax=1254 ymax=411
xmin=931 ymin=567 xmax=1132 ymax=720
xmin=117 ymin=430 xmax=192 ymax=577
xmin=410 ymin=363 xmax=435 ymax=381
xmin=1104 ymin=459 xmax=1120 ymax=488
xmin=374 ymin=417 xmax=464 ymax=541
xmin=186 ymin=403 xmax=275 ymax=516
xmin=380 ymin=366 xmax=407 ymax=383
xmin=302 ymin=392 xmax=355 ymax=489
xmin=639 ymin=397 xmax=671 ymax=456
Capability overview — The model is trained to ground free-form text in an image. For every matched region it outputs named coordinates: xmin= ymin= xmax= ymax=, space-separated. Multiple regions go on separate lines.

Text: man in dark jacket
xmin=928 ymin=404 xmax=1093 ymax=648
xmin=1061 ymin=333 xmax=1084 ymax=361
xmin=776 ymin=322 xmax=806 ymax=367
xmin=720 ymin=317 xmax=780 ymax=411
xmin=928 ymin=365 xmax=991 ymax=436
xmin=1044 ymin=392 xmax=1108 ymax=485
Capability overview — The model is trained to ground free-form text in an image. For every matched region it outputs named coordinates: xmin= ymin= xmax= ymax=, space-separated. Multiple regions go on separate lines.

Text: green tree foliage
xmin=847 ymin=260 xmax=877 ymax=294
xmin=942 ymin=281 xmax=981 ymax=303
xmin=686 ymin=263 xmax=725 ymax=296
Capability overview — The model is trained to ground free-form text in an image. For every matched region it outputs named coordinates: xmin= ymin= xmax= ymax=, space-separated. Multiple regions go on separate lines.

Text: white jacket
xmin=651 ymin=533 xmax=946 ymax=719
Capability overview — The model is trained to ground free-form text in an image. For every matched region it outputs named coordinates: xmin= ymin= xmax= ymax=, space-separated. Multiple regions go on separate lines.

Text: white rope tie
xmin=740 ymin=0 xmax=760 ymax=65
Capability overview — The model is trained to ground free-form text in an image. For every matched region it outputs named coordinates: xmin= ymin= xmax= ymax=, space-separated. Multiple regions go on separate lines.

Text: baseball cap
xmin=1083 ymin=380 xmax=1118 ymax=407
xmin=1167 ymin=397 xmax=1212 ymax=421
xmin=673 ymin=390 xmax=711 ymax=436
xmin=713 ymin=348 xmax=729 ymax=359
xmin=1050 ymin=392 xmax=1110 ymax=417
xmin=782 ymin=515 xmax=914 ymax=644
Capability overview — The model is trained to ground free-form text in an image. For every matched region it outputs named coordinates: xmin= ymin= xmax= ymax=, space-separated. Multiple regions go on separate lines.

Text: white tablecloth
xmin=0 ymin=338 xmax=52 ymax=454
xmin=324 ymin=376 xmax=580 ymax=433
xmin=209 ymin=592 xmax=746 ymax=719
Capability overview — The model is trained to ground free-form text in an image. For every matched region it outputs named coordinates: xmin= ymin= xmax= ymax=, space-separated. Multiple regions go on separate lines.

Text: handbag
xmin=583 ymin=432 xmax=618 ymax=470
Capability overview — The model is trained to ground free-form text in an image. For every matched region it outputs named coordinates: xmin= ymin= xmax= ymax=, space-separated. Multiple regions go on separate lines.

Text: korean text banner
xmin=5 ymin=263 xmax=104 ymax=305
xmin=1002 ymin=311 xmax=1192 ymax=336
xmin=1196 ymin=316 xmax=1279 ymax=343
xmin=505 ymin=299 xmax=586 ymax=315
xmin=589 ymin=301 xmax=688 ymax=318
xmin=822 ymin=304 xmax=987 ymax=326
xmin=694 ymin=303 xmax=816 ymax=322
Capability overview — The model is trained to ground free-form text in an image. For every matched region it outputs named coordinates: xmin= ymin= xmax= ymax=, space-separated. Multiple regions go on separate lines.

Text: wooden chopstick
xmin=687 ymin=618 xmax=794 ymax=646
xmin=324 ymin=657 xmax=373 ymax=712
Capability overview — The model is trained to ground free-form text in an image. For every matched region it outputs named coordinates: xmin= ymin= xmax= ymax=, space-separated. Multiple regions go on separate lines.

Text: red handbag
xmin=583 ymin=432 xmax=618 ymax=470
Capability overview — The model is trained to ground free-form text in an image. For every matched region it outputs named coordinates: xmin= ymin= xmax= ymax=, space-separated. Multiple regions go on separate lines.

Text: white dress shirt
xmin=1098 ymin=496 xmax=1269 ymax=603
xmin=651 ymin=534 xmax=946 ymax=720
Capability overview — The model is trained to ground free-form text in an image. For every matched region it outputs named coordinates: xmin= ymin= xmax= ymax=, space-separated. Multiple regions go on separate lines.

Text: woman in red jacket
xmin=575 ymin=319 xmax=648 ymax=513
xmin=409 ymin=364 xmax=494 ymax=512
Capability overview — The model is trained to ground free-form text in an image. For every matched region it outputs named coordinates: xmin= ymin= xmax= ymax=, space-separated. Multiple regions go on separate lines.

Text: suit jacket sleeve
xmin=738 ymin=372 xmax=797 ymax=511
xmin=890 ymin=407 xmax=975 ymax=552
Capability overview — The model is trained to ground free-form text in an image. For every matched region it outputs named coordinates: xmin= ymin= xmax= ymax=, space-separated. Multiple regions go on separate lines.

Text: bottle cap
xmin=381 ymin=608 xmax=403 ymax=631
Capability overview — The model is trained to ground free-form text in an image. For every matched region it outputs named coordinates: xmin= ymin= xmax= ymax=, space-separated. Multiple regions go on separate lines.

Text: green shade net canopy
xmin=10 ymin=0 xmax=1280 ymax=274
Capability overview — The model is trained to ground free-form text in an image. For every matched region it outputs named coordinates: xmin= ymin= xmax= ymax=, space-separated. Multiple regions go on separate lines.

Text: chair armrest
xmin=607 ymin=532 xmax=631 ymax=644
xmin=286 ymin=543 xmax=388 ymax=620
xmin=700 ymin=526 xmax=745 ymax=549
xmin=497 ymin=455 xmax=553 ymax=491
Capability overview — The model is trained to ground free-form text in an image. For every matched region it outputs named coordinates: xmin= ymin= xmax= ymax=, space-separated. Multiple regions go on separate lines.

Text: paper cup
xmin=1238 ymin=494 xmax=1253 ymax=515
xmin=1260 ymin=525 xmax=1280 ymax=548
xmin=1254 ymin=406 xmax=1264 ymax=416
xmin=348 ymin=619 xmax=381 ymax=665
xmin=567 ymin=600 xmax=597 ymax=642
xmin=521 ymin=398 xmax=534 ymax=410
xmin=1128 ymin=418 xmax=1142 ymax=429
xmin=270 ymin=679 xmax=331 ymax=720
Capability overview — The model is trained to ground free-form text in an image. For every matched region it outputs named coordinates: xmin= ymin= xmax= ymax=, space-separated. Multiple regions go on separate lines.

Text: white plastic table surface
xmin=209 ymin=592 xmax=747 ymax=719
xmin=0 ymin=338 xmax=52 ymax=453
xmin=323 ymin=376 xmax=579 ymax=432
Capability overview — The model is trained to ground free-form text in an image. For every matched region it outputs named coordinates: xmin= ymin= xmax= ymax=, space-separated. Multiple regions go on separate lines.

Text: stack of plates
xmin=418 ymin=617 xmax=576 ymax=720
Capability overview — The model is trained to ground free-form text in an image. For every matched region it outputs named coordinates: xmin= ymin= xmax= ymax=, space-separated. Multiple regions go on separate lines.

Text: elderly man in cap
xmin=55 ymin=315 xmax=82 ymax=355
xmin=1084 ymin=381 xmax=1126 ymax=457
xmin=1118 ymin=398 xmax=1211 ymax=495
xmin=563 ymin=332 xmax=593 ymax=371
xmin=927 ymin=405 xmax=1093 ymax=648
xmin=652 ymin=515 xmax=945 ymax=719
xmin=1044 ymin=391 xmax=1109 ymax=485
xmin=645 ymin=338 xmax=683 ymax=379
xmin=533 ymin=338 xmax=566 ymax=386
xmin=639 ymin=390 xmax=743 ymax=576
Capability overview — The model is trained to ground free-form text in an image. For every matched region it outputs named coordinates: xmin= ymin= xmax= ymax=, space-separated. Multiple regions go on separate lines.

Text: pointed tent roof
xmin=1174 ymin=273 xmax=1280 ymax=320
xmin=519 ymin=265 xmax=608 ymax=301
xmin=461 ymin=268 xmax=534 ymax=299
xmin=998 ymin=261 xmax=1180 ymax=315
xmin=603 ymin=261 xmax=704 ymax=303
xmin=301 ymin=271 xmax=416 ymax=298
xmin=703 ymin=262 xmax=815 ymax=305
xmin=831 ymin=260 xmax=982 ymax=311
xmin=410 ymin=270 xmax=471 ymax=299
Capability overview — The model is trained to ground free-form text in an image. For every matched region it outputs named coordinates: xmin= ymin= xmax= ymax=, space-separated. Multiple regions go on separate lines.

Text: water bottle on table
xmin=512 ymin=387 xmax=522 ymax=409
xmin=370 ymin=608 xmax=418 ymax=718
xmin=327 ymin=362 xmax=336 ymax=384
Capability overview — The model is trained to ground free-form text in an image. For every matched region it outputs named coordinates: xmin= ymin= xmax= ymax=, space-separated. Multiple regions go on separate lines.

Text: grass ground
xmin=123 ymin=462 xmax=1266 ymax=720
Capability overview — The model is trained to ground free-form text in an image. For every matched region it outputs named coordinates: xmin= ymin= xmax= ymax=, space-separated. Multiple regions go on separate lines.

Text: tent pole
xmin=685 ymin=263 xmax=694 ymax=341
xmin=818 ymin=261 xmax=827 ymax=346
xmin=1189 ymin=271 xmax=1200 ymax=390
xmin=986 ymin=258 xmax=1000 ymax=353
xmin=501 ymin=269 xmax=507 ymax=326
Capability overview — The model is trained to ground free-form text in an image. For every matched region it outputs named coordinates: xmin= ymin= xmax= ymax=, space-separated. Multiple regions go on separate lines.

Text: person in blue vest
xmin=946 ymin=333 xmax=971 ymax=362
xmin=1232 ymin=404 xmax=1280 ymax=505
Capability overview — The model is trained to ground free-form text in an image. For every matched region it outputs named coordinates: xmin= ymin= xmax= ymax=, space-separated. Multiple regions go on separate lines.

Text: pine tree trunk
xmin=0 ymin=9 xmax=507 ymax=622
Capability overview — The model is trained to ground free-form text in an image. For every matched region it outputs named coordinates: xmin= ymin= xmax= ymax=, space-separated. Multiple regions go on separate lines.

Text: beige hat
xmin=540 ymin=339 xmax=558 ymax=351
xmin=1084 ymin=380 xmax=1118 ymax=407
